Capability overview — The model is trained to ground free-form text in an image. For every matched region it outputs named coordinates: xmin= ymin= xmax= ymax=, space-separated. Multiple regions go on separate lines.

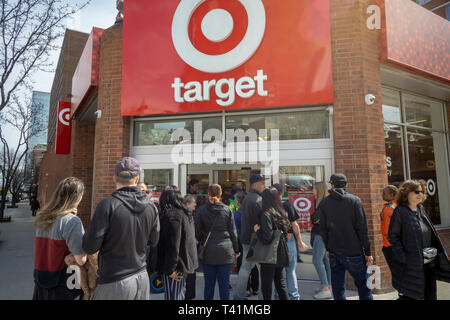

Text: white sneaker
xmin=313 ymin=290 xmax=333 ymax=300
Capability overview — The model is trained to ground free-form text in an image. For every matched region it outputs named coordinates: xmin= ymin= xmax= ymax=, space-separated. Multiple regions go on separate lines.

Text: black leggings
xmin=260 ymin=264 xmax=288 ymax=300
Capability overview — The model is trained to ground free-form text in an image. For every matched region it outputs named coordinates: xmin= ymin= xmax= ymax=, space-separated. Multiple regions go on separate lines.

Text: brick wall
xmin=92 ymin=22 xmax=131 ymax=211
xmin=71 ymin=120 xmax=95 ymax=227
xmin=47 ymin=30 xmax=89 ymax=146
xmin=38 ymin=29 xmax=88 ymax=209
xmin=330 ymin=0 xmax=391 ymax=292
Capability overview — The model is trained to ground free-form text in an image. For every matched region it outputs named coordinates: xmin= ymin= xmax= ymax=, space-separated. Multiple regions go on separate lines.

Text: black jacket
xmin=256 ymin=209 xmax=289 ymax=267
xmin=388 ymin=204 xmax=450 ymax=299
xmin=196 ymin=202 xmax=239 ymax=265
xmin=156 ymin=207 xmax=198 ymax=275
xmin=319 ymin=188 xmax=371 ymax=256
xmin=82 ymin=186 xmax=160 ymax=284
xmin=240 ymin=189 xmax=263 ymax=245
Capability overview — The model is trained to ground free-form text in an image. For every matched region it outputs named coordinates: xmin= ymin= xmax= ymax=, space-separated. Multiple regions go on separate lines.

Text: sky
xmin=3 ymin=0 xmax=117 ymax=148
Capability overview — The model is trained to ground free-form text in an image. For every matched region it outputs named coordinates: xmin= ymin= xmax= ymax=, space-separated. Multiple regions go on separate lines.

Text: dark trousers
xmin=329 ymin=251 xmax=373 ymax=300
xmin=382 ymin=246 xmax=394 ymax=272
xmin=32 ymin=283 xmax=82 ymax=300
xmin=260 ymin=264 xmax=288 ymax=300
xmin=397 ymin=263 xmax=437 ymax=300
xmin=32 ymin=209 xmax=38 ymax=216
xmin=203 ymin=264 xmax=232 ymax=300
xmin=237 ymin=240 xmax=259 ymax=292
xmin=185 ymin=273 xmax=196 ymax=300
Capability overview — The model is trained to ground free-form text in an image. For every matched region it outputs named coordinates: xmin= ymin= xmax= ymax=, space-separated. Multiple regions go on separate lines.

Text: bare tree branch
xmin=0 ymin=0 xmax=90 ymax=113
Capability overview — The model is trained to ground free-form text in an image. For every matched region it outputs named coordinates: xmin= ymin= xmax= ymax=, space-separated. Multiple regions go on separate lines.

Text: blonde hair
xmin=314 ymin=182 xmax=328 ymax=208
xmin=34 ymin=177 xmax=85 ymax=231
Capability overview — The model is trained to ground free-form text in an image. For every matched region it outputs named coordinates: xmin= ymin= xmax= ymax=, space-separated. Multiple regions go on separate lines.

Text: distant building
xmin=29 ymin=91 xmax=50 ymax=152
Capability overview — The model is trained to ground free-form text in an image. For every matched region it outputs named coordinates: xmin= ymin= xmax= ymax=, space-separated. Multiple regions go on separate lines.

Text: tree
xmin=0 ymin=0 xmax=90 ymax=113
xmin=9 ymin=167 xmax=25 ymax=207
xmin=0 ymin=96 xmax=43 ymax=219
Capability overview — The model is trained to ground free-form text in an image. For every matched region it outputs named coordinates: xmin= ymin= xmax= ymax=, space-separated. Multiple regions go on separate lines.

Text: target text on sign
xmin=172 ymin=70 xmax=267 ymax=106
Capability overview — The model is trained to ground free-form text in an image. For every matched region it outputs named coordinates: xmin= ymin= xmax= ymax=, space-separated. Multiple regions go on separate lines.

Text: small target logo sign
xmin=171 ymin=0 xmax=266 ymax=73
xmin=426 ymin=179 xmax=436 ymax=196
xmin=58 ymin=108 xmax=71 ymax=126
xmin=293 ymin=197 xmax=312 ymax=213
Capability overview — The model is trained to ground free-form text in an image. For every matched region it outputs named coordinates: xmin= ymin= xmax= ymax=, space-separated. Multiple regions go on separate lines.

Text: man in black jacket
xmin=233 ymin=174 xmax=265 ymax=300
xmin=83 ymin=157 xmax=160 ymax=300
xmin=320 ymin=174 xmax=373 ymax=300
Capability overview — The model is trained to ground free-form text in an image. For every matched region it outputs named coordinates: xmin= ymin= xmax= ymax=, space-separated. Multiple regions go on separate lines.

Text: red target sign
xmin=55 ymin=101 xmax=72 ymax=154
xmin=122 ymin=0 xmax=333 ymax=116
xmin=287 ymin=191 xmax=315 ymax=231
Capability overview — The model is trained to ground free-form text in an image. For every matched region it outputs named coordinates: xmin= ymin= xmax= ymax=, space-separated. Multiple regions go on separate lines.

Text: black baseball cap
xmin=250 ymin=174 xmax=265 ymax=185
xmin=329 ymin=174 xmax=347 ymax=186
xmin=115 ymin=157 xmax=141 ymax=178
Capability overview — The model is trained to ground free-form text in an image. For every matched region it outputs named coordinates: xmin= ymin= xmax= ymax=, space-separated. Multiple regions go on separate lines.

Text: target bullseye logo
xmin=172 ymin=0 xmax=266 ymax=73
xmin=58 ymin=108 xmax=71 ymax=126
xmin=426 ymin=179 xmax=436 ymax=196
xmin=293 ymin=197 xmax=312 ymax=213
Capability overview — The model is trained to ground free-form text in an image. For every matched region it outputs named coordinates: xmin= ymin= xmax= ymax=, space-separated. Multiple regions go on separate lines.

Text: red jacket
xmin=380 ymin=200 xmax=397 ymax=247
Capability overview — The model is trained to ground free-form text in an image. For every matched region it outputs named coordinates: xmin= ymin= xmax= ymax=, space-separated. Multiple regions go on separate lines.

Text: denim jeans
xmin=274 ymin=235 xmax=300 ymax=300
xmin=329 ymin=251 xmax=373 ymax=300
xmin=203 ymin=264 xmax=232 ymax=300
xmin=312 ymin=235 xmax=331 ymax=287
xmin=233 ymin=244 xmax=262 ymax=300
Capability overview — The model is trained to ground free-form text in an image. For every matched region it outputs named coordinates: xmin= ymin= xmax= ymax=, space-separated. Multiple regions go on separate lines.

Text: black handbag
xmin=197 ymin=215 xmax=218 ymax=262
xmin=246 ymin=214 xmax=283 ymax=265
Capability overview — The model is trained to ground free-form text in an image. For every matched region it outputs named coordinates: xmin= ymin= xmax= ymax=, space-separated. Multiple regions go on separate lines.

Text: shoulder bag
xmin=246 ymin=214 xmax=282 ymax=264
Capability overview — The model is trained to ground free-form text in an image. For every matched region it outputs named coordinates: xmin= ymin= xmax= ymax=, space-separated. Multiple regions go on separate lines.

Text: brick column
xmin=330 ymin=0 xmax=391 ymax=292
xmin=92 ymin=22 xmax=131 ymax=211
xmin=71 ymin=120 xmax=95 ymax=227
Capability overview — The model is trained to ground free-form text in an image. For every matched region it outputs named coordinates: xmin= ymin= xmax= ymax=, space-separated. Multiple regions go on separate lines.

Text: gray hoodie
xmin=83 ymin=186 xmax=160 ymax=284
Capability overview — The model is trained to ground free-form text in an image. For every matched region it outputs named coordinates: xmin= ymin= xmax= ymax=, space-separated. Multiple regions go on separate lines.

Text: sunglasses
xmin=414 ymin=190 xmax=425 ymax=195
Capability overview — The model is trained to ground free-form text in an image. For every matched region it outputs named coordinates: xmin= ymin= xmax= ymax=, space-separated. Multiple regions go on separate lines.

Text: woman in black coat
xmin=253 ymin=187 xmax=290 ymax=300
xmin=196 ymin=184 xmax=240 ymax=300
xmin=388 ymin=180 xmax=450 ymax=300
xmin=156 ymin=186 xmax=198 ymax=300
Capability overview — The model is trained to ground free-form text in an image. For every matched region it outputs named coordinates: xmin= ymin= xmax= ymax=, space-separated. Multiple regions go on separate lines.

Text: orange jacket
xmin=380 ymin=200 xmax=397 ymax=247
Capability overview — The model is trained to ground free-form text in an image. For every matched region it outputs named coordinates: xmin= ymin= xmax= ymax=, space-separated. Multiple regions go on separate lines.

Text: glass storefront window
xmin=279 ymin=166 xmax=325 ymax=193
xmin=407 ymin=128 xmax=442 ymax=224
xmin=225 ymin=110 xmax=330 ymax=141
xmin=134 ymin=117 xmax=222 ymax=146
xmin=384 ymin=124 xmax=405 ymax=186
xmin=403 ymin=93 xmax=444 ymax=130
xmin=382 ymin=88 xmax=402 ymax=123
xmin=382 ymin=87 xmax=449 ymax=226
xmin=143 ymin=169 xmax=173 ymax=192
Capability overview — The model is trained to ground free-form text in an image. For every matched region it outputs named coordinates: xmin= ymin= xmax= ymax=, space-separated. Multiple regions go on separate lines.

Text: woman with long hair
xmin=156 ymin=186 xmax=198 ymax=300
xmin=33 ymin=177 xmax=86 ymax=300
xmin=389 ymin=180 xmax=449 ymax=300
xmin=196 ymin=184 xmax=240 ymax=300
xmin=253 ymin=187 xmax=290 ymax=300
xmin=310 ymin=181 xmax=332 ymax=299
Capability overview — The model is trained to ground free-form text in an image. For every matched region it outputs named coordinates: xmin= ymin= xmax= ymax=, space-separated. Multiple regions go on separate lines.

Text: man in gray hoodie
xmin=319 ymin=173 xmax=373 ymax=300
xmin=83 ymin=157 xmax=160 ymax=300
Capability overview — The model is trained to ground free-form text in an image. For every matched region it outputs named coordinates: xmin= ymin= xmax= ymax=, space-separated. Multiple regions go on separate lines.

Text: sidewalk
xmin=0 ymin=201 xmax=35 ymax=300
xmin=0 ymin=202 xmax=448 ymax=300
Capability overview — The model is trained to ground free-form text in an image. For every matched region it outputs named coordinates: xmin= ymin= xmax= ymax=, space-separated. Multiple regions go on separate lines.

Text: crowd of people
xmin=31 ymin=157 xmax=449 ymax=300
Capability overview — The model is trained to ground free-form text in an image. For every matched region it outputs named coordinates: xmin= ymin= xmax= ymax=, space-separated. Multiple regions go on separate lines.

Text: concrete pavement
xmin=0 ymin=201 xmax=448 ymax=300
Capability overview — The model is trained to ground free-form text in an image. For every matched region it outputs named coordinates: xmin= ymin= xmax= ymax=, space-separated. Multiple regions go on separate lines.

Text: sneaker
xmin=313 ymin=290 xmax=333 ymax=300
